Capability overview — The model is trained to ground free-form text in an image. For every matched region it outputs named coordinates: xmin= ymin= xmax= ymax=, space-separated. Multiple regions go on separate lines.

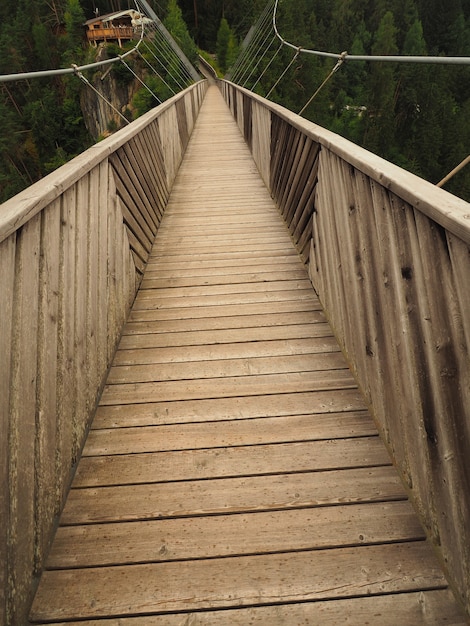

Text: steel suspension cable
xmin=298 ymin=52 xmax=347 ymax=115
xmin=148 ymin=25 xmax=192 ymax=88
xmin=72 ymin=64 xmax=131 ymax=125
xmin=137 ymin=45 xmax=177 ymax=95
xmin=272 ymin=0 xmax=470 ymax=65
xmin=119 ymin=55 xmax=161 ymax=104
xmin=231 ymin=1 xmax=275 ymax=83
xmin=250 ymin=41 xmax=283 ymax=92
xmin=229 ymin=0 xmax=274 ymax=80
xmin=145 ymin=29 xmax=187 ymax=91
xmin=240 ymin=33 xmax=278 ymax=87
xmin=266 ymin=47 xmax=301 ymax=99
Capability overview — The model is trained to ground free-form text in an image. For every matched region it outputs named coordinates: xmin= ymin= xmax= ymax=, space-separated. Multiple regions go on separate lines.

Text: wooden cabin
xmin=85 ymin=10 xmax=147 ymax=47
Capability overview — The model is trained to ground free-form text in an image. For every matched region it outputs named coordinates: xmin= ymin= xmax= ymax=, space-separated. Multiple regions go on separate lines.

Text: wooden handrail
xmin=224 ymin=81 xmax=470 ymax=246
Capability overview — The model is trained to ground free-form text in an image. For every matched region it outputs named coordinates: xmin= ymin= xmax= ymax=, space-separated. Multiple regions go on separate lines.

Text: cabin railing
xmin=221 ymin=80 xmax=470 ymax=616
xmin=86 ymin=27 xmax=135 ymax=45
xmin=0 ymin=80 xmax=207 ymax=625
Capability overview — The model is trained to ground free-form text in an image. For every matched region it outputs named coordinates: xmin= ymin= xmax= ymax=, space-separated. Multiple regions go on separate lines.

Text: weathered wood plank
xmin=48 ymin=501 xmax=423 ymax=568
xmin=84 ymin=411 xmax=376 ymax=455
xmin=0 ymin=234 xmax=16 ymax=626
xmin=56 ymin=187 xmax=76 ymax=503
xmin=92 ymin=389 xmax=370 ymax=428
xmin=133 ymin=288 xmax=316 ymax=310
xmin=137 ymin=278 xmax=314 ymax=297
xmin=113 ymin=337 xmax=340 ymax=366
xmin=35 ymin=200 xmax=61 ymax=570
xmin=8 ymin=215 xmax=40 ymax=624
xmin=61 ymin=465 xmax=407 ymax=525
xmin=128 ymin=299 xmax=322 ymax=322
xmin=117 ymin=323 xmax=333 ymax=350
xmin=99 ymin=369 xmax=356 ymax=405
xmin=72 ymin=175 xmax=90 ymax=458
xmin=144 ymin=255 xmax=301 ymax=273
xmin=73 ymin=437 xmax=390 ymax=487
xmin=30 ymin=542 xmax=448 ymax=621
xmin=30 ymin=589 xmax=468 ymax=626
xmin=105 ymin=351 xmax=347 ymax=384
xmin=140 ymin=269 xmax=309 ymax=289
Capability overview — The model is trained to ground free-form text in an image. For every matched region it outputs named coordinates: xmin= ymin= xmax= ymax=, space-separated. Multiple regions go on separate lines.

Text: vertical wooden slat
xmin=87 ymin=168 xmax=100 ymax=412
xmin=35 ymin=200 xmax=61 ymax=574
xmin=106 ymin=167 xmax=120 ymax=363
xmin=243 ymin=94 xmax=253 ymax=149
xmin=73 ymin=175 xmax=89 ymax=459
xmin=176 ymin=97 xmax=189 ymax=148
xmin=251 ymin=101 xmax=271 ymax=187
xmin=97 ymin=160 xmax=110 ymax=381
xmin=158 ymin=107 xmax=182 ymax=190
xmin=56 ymin=187 xmax=75 ymax=506
xmin=143 ymin=121 xmax=170 ymax=219
xmin=370 ymin=189 xmax=426 ymax=497
xmin=413 ymin=211 xmax=470 ymax=604
xmin=314 ymin=151 xmax=348 ymax=346
xmin=0 ymin=235 xmax=16 ymax=626
xmin=8 ymin=215 xmax=41 ymax=625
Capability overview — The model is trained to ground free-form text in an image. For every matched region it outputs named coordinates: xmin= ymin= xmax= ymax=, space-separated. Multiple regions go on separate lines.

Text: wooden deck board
xmin=30 ymin=85 xmax=466 ymax=624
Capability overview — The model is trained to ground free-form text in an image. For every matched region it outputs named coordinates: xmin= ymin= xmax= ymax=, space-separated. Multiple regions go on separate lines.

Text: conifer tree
xmin=164 ymin=0 xmax=198 ymax=66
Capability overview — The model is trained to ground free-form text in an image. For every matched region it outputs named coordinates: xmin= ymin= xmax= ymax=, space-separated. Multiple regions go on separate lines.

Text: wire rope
xmin=231 ymin=1 xmax=275 ymax=83
xmin=231 ymin=21 xmax=273 ymax=83
xmin=272 ymin=0 xmax=470 ymax=65
xmin=229 ymin=1 xmax=274 ymax=81
xmin=242 ymin=37 xmax=276 ymax=87
xmin=250 ymin=42 xmax=283 ymax=92
xmin=150 ymin=30 xmax=187 ymax=91
xmin=72 ymin=64 xmax=131 ymax=125
xmin=265 ymin=47 xmax=301 ymax=99
xmin=148 ymin=25 xmax=191 ymax=89
xmin=138 ymin=45 xmax=177 ymax=95
xmin=298 ymin=52 xmax=347 ymax=115
xmin=119 ymin=54 xmax=161 ymax=104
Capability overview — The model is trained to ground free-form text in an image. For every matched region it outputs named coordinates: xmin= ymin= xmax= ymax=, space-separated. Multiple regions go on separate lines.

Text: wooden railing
xmin=86 ymin=27 xmax=135 ymax=45
xmin=0 ymin=80 xmax=207 ymax=626
xmin=221 ymin=80 xmax=470 ymax=617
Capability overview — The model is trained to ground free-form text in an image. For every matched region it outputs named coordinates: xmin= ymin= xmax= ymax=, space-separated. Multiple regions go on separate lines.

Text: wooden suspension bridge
xmin=1 ymin=83 xmax=469 ymax=625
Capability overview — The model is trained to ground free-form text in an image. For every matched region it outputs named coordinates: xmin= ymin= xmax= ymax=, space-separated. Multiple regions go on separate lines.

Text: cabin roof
xmin=84 ymin=10 xmax=138 ymax=26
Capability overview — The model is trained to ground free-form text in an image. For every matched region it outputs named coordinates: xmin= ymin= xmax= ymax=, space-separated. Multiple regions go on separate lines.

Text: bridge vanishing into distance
xmin=1 ymin=80 xmax=470 ymax=624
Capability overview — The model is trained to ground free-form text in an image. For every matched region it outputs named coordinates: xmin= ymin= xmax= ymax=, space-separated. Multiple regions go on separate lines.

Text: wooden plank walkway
xmin=30 ymin=86 xmax=467 ymax=625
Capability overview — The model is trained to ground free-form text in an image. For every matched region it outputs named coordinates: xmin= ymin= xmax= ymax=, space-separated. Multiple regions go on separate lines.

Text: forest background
xmin=1 ymin=0 xmax=469 ymax=202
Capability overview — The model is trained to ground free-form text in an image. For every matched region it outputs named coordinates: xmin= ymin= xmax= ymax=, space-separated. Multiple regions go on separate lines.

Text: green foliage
xmin=216 ymin=18 xmax=239 ymax=75
xmin=64 ymin=0 xmax=86 ymax=53
xmin=132 ymin=75 xmax=172 ymax=117
xmin=231 ymin=0 xmax=470 ymax=201
xmin=164 ymin=0 xmax=198 ymax=66
xmin=0 ymin=0 xmax=92 ymax=202
xmin=1 ymin=0 xmax=470 ymax=203
xmin=216 ymin=18 xmax=231 ymax=74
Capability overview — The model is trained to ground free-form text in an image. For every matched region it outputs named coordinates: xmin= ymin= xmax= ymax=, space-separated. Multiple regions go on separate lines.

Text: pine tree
xmin=216 ymin=18 xmax=231 ymax=74
xmin=363 ymin=11 xmax=399 ymax=159
xmin=164 ymin=0 xmax=198 ymax=65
